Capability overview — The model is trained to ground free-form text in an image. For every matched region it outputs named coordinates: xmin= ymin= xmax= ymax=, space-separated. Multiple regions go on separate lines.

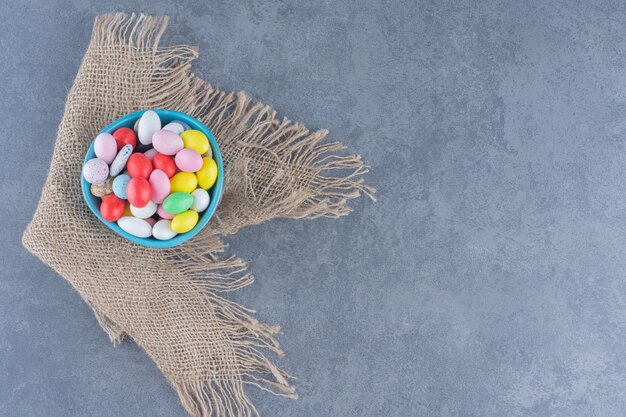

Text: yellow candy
xmin=180 ymin=130 xmax=209 ymax=155
xmin=196 ymin=157 xmax=218 ymax=190
xmin=122 ymin=202 xmax=132 ymax=216
xmin=170 ymin=172 xmax=198 ymax=193
xmin=171 ymin=210 xmax=199 ymax=233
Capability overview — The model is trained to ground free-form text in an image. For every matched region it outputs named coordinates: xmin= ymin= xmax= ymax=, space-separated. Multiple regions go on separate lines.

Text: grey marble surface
xmin=2 ymin=0 xmax=626 ymax=416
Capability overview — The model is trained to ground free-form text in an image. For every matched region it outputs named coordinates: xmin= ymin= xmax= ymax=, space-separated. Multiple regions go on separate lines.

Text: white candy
xmin=191 ymin=188 xmax=210 ymax=212
xmin=137 ymin=110 xmax=161 ymax=145
xmin=133 ymin=118 xmax=140 ymax=132
xmin=162 ymin=122 xmax=185 ymax=135
xmin=82 ymin=158 xmax=109 ymax=185
xmin=130 ymin=200 xmax=158 ymax=219
xmin=174 ymin=119 xmax=191 ymax=131
xmin=117 ymin=216 xmax=152 ymax=238
xmin=152 ymin=219 xmax=178 ymax=240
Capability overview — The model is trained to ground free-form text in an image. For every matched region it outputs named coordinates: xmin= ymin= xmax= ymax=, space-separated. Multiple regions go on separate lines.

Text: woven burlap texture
xmin=22 ymin=13 xmax=374 ymax=417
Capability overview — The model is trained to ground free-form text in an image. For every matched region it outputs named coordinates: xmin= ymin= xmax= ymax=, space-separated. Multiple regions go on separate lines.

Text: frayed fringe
xmin=91 ymin=13 xmax=169 ymax=52
xmin=180 ymin=89 xmax=377 ymax=235
xmin=173 ymin=379 xmax=258 ymax=417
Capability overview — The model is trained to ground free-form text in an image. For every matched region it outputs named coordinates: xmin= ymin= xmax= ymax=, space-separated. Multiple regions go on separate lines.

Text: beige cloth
xmin=22 ymin=13 xmax=373 ymax=417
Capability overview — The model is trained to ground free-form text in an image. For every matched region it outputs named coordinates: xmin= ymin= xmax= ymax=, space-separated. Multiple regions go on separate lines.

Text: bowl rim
xmin=81 ymin=109 xmax=224 ymax=249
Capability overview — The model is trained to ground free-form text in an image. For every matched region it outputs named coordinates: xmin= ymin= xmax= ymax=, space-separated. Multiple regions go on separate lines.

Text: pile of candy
xmin=82 ymin=110 xmax=218 ymax=240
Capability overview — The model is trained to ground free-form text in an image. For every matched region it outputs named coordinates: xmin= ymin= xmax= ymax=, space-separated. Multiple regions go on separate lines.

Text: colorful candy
xmin=130 ymin=200 xmax=157 ymax=219
xmin=94 ymin=133 xmax=117 ymax=164
xmin=162 ymin=192 xmax=194 ymax=215
xmin=90 ymin=176 xmax=114 ymax=197
xmin=174 ymin=120 xmax=191 ymax=130
xmin=149 ymin=169 xmax=170 ymax=204
xmin=126 ymin=177 xmax=152 ymax=208
xmin=152 ymin=219 xmax=178 ymax=240
xmin=83 ymin=158 xmax=109 ymax=185
xmin=180 ymin=130 xmax=209 ymax=155
xmin=123 ymin=202 xmax=132 ymax=217
xmin=144 ymin=148 xmax=158 ymax=161
xmin=171 ymin=210 xmax=199 ymax=233
xmin=137 ymin=110 xmax=160 ymax=145
xmin=126 ymin=153 xmax=153 ymax=179
xmin=162 ymin=122 xmax=185 ymax=134
xmin=157 ymin=204 xmax=175 ymax=220
xmin=112 ymin=173 xmax=131 ymax=199
xmin=118 ymin=216 xmax=152 ymax=238
xmin=152 ymin=129 xmax=184 ymax=155
xmin=152 ymin=153 xmax=176 ymax=178
xmin=196 ymin=157 xmax=218 ymax=190
xmin=109 ymin=144 xmax=133 ymax=176
xmin=100 ymin=194 xmax=125 ymax=222
xmin=191 ymin=189 xmax=210 ymax=212
xmin=170 ymin=172 xmax=198 ymax=193
xmin=175 ymin=148 xmax=203 ymax=172
xmin=112 ymin=127 xmax=137 ymax=150
xmin=84 ymin=110 xmax=219 ymax=241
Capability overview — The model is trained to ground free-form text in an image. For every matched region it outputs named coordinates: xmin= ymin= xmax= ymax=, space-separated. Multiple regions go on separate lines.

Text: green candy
xmin=162 ymin=192 xmax=194 ymax=215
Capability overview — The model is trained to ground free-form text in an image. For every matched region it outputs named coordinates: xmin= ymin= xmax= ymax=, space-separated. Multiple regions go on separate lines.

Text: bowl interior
xmin=81 ymin=109 xmax=223 ymax=249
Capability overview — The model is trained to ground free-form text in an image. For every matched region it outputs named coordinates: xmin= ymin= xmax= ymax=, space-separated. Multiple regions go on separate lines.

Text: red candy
xmin=126 ymin=153 xmax=152 ymax=179
xmin=126 ymin=177 xmax=152 ymax=208
xmin=152 ymin=153 xmax=176 ymax=178
xmin=100 ymin=194 xmax=125 ymax=222
xmin=112 ymin=127 xmax=137 ymax=150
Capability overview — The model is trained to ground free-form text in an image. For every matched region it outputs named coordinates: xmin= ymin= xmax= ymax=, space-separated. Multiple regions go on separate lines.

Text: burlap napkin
xmin=22 ymin=13 xmax=373 ymax=417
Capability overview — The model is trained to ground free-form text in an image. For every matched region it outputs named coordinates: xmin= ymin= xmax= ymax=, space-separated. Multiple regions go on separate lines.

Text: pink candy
xmin=175 ymin=148 xmax=203 ymax=172
xmin=144 ymin=148 xmax=158 ymax=161
xmin=93 ymin=133 xmax=117 ymax=164
xmin=157 ymin=204 xmax=175 ymax=220
xmin=149 ymin=169 xmax=170 ymax=204
xmin=152 ymin=129 xmax=184 ymax=155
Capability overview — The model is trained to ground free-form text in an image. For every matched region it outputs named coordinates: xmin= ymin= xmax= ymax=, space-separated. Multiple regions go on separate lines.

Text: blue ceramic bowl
xmin=81 ymin=109 xmax=224 ymax=248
